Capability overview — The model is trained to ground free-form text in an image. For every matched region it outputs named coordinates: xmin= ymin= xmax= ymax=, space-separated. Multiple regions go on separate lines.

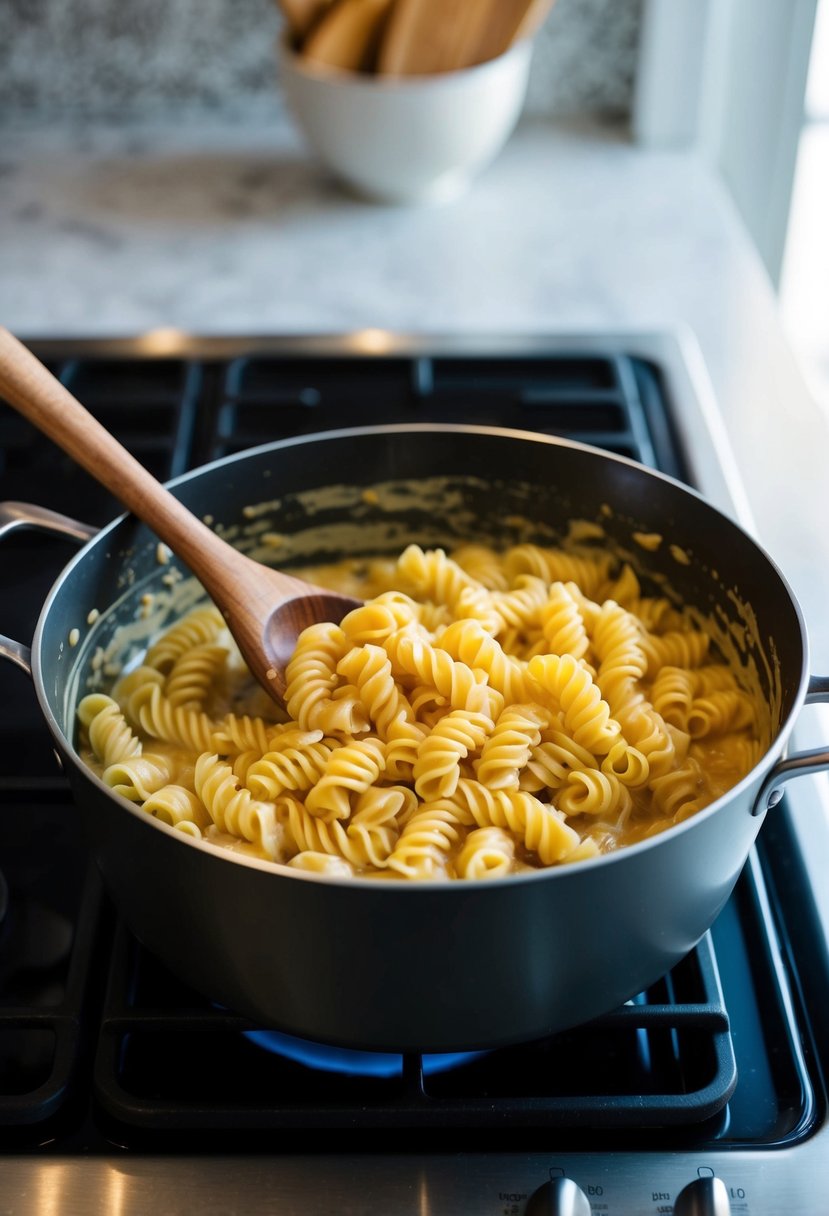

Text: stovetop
xmin=1 ymin=332 xmax=828 ymax=1215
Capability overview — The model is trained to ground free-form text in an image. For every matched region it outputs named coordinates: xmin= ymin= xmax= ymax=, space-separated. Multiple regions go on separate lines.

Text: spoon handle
xmin=0 ymin=327 xmax=247 ymax=595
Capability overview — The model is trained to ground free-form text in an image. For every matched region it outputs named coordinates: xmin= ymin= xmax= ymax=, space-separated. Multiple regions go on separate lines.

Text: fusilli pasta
xmin=77 ymin=539 xmax=764 ymax=880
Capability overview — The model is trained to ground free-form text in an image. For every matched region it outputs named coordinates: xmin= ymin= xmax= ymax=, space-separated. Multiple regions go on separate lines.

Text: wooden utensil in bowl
xmin=378 ymin=0 xmax=556 ymax=75
xmin=303 ymin=0 xmax=395 ymax=71
xmin=276 ymin=0 xmax=333 ymax=42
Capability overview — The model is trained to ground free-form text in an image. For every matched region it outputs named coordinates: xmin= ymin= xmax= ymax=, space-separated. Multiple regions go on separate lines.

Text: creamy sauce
xmin=75 ymin=529 xmax=768 ymax=881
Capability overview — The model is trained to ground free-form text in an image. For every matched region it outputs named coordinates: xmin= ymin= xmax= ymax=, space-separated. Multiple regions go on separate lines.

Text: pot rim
xmin=30 ymin=422 xmax=812 ymax=891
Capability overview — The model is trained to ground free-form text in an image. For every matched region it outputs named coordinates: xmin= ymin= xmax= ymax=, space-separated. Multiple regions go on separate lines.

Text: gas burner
xmin=243 ymin=1028 xmax=485 ymax=1078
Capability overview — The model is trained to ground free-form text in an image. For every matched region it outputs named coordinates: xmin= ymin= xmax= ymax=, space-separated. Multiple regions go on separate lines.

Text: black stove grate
xmin=0 ymin=789 xmax=103 ymax=1136
xmin=0 ymin=349 xmax=687 ymax=535
xmin=212 ymin=352 xmax=678 ymax=473
xmin=0 ymin=340 xmax=817 ymax=1153
xmin=91 ymin=924 xmax=735 ymax=1135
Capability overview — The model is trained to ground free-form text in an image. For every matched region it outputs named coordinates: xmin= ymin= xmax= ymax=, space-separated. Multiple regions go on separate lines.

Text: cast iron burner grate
xmin=90 ymin=920 xmax=736 ymax=1135
xmin=0 ymin=789 xmax=103 ymax=1135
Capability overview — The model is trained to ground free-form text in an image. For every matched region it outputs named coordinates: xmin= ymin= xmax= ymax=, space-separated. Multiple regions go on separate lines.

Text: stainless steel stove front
xmin=5 ymin=1146 xmax=828 ymax=1216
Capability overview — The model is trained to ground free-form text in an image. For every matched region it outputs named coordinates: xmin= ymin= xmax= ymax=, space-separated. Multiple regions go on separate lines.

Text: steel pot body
xmin=2 ymin=426 xmax=825 ymax=1052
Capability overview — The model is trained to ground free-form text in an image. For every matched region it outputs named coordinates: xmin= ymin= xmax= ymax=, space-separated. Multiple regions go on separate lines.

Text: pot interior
xmin=36 ymin=427 xmax=805 ymax=777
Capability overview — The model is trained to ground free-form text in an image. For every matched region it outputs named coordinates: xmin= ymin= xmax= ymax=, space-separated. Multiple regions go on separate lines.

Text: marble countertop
xmin=3 ymin=112 xmax=829 ymax=671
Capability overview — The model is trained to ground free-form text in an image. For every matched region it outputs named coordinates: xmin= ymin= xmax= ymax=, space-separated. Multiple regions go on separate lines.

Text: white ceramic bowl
xmin=279 ymin=37 xmax=534 ymax=204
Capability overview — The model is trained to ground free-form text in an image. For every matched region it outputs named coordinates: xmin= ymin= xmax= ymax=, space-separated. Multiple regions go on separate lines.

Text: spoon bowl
xmin=0 ymin=327 xmax=361 ymax=704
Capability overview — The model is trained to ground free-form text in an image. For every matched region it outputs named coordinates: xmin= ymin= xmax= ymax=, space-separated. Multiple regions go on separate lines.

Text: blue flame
xmin=244 ymin=1028 xmax=486 ymax=1077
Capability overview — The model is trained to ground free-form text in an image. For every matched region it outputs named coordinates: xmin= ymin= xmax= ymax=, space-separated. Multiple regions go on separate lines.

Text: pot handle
xmin=0 ymin=500 xmax=98 ymax=681
xmin=752 ymin=675 xmax=829 ymax=815
xmin=0 ymin=500 xmax=98 ymax=545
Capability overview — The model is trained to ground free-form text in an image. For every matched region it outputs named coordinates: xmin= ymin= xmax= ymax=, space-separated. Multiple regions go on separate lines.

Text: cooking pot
xmin=2 ymin=425 xmax=828 ymax=1052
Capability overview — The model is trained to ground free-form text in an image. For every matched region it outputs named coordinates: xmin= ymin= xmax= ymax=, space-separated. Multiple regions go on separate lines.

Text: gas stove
xmin=1 ymin=331 xmax=827 ymax=1214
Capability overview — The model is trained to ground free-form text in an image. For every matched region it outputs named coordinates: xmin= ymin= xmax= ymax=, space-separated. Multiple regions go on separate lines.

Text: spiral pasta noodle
xmin=456 ymin=827 xmax=516 ymax=879
xmin=475 ymin=704 xmax=548 ymax=790
xmin=77 ymin=537 xmax=763 ymax=880
xmin=77 ymin=693 xmax=142 ymax=768
xmin=450 ymin=778 xmax=583 ymax=866
xmin=528 ymin=653 xmax=621 ymax=755
xmin=413 ymin=709 xmax=493 ymax=801
xmin=195 ymin=753 xmax=283 ymax=859
xmin=387 ymin=799 xmax=473 ymax=879
xmin=245 ymin=730 xmax=333 ymax=799
xmin=165 ymin=642 xmax=228 ymax=710
xmin=384 ymin=629 xmax=504 ymax=719
xmin=144 ymin=606 xmax=226 ymax=673
xmin=537 ymin=581 xmax=591 ymax=661
xmin=284 ymin=622 xmax=368 ymax=734
xmin=304 ymin=736 xmax=387 ymax=821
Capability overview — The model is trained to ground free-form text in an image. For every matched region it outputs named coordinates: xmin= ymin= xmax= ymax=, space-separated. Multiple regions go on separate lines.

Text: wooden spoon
xmin=0 ymin=328 xmax=361 ymax=705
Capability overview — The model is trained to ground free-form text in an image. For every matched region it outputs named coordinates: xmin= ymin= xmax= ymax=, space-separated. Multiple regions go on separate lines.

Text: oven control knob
xmin=525 ymin=1177 xmax=591 ymax=1216
xmin=673 ymin=1176 xmax=731 ymax=1215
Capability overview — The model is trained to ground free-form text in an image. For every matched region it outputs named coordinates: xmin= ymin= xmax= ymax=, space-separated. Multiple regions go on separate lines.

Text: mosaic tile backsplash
xmin=0 ymin=0 xmax=643 ymax=125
